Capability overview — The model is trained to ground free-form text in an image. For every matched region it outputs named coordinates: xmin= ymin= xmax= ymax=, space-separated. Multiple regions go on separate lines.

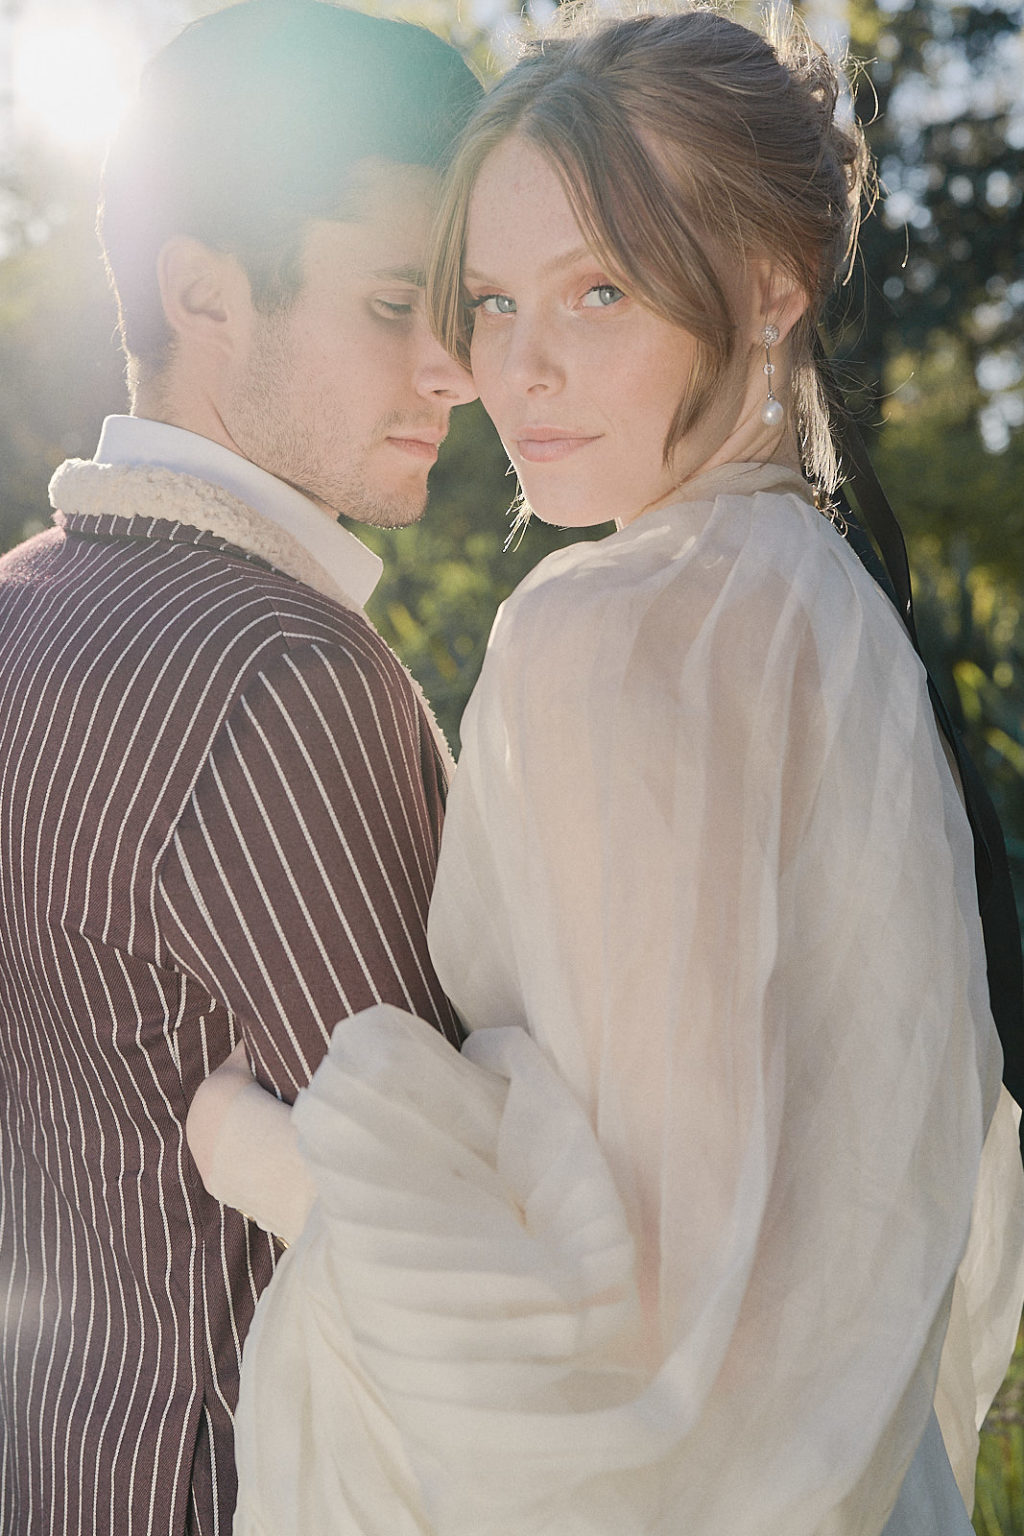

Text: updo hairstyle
xmin=428 ymin=7 xmax=872 ymax=493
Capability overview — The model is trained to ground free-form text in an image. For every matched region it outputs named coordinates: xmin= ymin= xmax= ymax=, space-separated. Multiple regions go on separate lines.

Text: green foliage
xmin=976 ymin=1325 xmax=1024 ymax=1536
xmin=909 ymin=545 xmax=1024 ymax=907
xmin=875 ymin=338 xmax=1024 ymax=577
xmin=867 ymin=331 xmax=1024 ymax=902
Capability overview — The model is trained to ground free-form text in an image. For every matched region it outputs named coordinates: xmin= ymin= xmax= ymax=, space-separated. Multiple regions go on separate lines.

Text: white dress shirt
xmin=94 ymin=415 xmax=383 ymax=609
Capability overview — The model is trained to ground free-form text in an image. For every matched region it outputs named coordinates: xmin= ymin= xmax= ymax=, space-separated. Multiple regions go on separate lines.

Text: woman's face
xmin=463 ymin=135 xmax=749 ymax=528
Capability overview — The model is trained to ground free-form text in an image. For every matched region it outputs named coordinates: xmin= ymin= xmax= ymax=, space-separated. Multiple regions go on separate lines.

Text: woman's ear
xmin=156 ymin=236 xmax=252 ymax=363
xmin=753 ymin=261 xmax=808 ymax=345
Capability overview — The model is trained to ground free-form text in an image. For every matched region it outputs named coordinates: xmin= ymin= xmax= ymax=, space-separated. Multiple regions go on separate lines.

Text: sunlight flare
xmin=12 ymin=12 xmax=136 ymax=156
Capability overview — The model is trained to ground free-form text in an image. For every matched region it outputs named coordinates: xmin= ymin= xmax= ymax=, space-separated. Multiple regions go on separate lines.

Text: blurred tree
xmin=0 ymin=142 xmax=127 ymax=546
xmin=836 ymin=0 xmax=1023 ymax=409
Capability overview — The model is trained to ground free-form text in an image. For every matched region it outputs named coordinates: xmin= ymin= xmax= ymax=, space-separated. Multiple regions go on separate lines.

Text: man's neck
xmin=132 ymin=371 xmax=239 ymax=459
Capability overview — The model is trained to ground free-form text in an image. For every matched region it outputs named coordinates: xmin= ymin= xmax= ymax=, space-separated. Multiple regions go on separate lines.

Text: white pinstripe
xmin=161 ymin=823 xmax=310 ymax=1086
xmin=260 ymin=658 xmax=438 ymax=1005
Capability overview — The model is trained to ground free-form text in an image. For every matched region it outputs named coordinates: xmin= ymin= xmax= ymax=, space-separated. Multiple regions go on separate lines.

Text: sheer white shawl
xmin=231 ymin=464 xmax=1024 ymax=1536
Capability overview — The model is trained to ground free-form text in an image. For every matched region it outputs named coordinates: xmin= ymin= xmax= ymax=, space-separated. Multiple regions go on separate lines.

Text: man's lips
xmin=385 ymin=433 xmax=444 ymax=462
xmin=512 ymin=427 xmax=602 ymax=463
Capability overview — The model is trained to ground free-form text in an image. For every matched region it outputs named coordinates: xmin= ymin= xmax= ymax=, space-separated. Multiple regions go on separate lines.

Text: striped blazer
xmin=0 ymin=460 xmax=460 ymax=1536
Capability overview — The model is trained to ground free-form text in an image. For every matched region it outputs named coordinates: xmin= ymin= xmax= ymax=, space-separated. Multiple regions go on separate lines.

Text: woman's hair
xmin=100 ymin=0 xmax=481 ymax=385
xmin=427 ymin=6 xmax=871 ymax=493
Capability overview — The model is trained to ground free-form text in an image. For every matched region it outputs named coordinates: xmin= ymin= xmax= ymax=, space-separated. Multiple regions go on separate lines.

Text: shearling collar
xmin=49 ymin=458 xmax=365 ymax=612
xmin=48 ymin=456 xmax=456 ymax=777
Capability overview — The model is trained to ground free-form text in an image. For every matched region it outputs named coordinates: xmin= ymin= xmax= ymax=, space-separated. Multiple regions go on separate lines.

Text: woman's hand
xmin=186 ymin=1038 xmax=315 ymax=1243
xmin=187 ymin=1039 xmax=254 ymax=1190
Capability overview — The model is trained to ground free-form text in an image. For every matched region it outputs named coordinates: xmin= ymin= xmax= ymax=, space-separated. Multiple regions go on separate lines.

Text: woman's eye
xmin=470 ymin=293 xmax=517 ymax=316
xmin=581 ymin=284 xmax=624 ymax=308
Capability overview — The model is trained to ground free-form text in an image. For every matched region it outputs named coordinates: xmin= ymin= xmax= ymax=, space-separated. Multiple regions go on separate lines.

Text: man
xmin=0 ymin=4 xmax=479 ymax=1532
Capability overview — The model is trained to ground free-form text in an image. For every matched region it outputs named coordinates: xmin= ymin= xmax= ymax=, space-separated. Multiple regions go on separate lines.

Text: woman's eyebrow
xmin=464 ymin=246 xmax=596 ymax=285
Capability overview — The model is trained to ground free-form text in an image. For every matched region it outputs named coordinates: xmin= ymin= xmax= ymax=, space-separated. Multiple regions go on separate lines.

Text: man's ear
xmin=156 ymin=236 xmax=252 ymax=362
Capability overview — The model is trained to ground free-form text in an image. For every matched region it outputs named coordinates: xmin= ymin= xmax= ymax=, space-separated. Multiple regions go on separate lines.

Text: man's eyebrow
xmin=371 ymin=264 xmax=426 ymax=285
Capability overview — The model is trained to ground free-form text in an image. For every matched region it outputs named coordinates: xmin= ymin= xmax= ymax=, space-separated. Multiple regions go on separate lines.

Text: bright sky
xmin=2 ymin=0 xmax=207 ymax=162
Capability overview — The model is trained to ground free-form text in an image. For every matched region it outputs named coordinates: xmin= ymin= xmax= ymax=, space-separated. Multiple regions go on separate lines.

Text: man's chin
xmin=338 ymin=499 xmax=427 ymax=532
xmin=313 ymin=486 xmax=429 ymax=531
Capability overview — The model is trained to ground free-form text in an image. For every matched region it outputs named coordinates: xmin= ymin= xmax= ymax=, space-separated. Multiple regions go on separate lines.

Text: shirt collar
xmin=94 ymin=415 xmax=383 ymax=608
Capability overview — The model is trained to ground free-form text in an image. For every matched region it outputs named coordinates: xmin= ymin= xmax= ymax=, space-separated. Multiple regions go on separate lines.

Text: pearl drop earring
xmin=760 ymin=323 xmax=784 ymax=428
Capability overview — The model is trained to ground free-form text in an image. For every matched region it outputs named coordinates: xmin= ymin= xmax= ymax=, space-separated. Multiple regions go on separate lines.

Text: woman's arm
xmin=187 ymin=1041 xmax=315 ymax=1244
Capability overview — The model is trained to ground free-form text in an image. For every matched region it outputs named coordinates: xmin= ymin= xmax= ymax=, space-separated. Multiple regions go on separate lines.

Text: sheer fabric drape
xmin=232 ymin=466 xmax=1024 ymax=1536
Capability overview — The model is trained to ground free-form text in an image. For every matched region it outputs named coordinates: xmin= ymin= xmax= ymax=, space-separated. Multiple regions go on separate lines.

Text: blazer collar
xmin=49 ymin=415 xmax=383 ymax=611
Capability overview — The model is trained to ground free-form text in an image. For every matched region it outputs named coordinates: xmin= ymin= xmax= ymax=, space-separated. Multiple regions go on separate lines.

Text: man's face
xmin=223 ymin=161 xmax=476 ymax=528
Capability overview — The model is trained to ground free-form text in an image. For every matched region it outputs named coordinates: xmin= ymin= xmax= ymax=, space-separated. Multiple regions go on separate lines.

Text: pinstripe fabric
xmin=0 ymin=501 xmax=458 ymax=1535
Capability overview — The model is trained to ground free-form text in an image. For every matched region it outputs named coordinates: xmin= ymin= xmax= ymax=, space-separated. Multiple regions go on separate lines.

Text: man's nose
xmin=415 ymin=332 xmax=478 ymax=406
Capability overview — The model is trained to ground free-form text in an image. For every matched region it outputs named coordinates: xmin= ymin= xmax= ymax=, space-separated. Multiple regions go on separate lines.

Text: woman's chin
xmin=518 ymin=488 xmax=620 ymax=531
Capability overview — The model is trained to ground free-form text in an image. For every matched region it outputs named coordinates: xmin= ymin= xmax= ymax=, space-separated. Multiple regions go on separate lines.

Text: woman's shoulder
xmin=489 ymin=482 xmax=904 ymax=675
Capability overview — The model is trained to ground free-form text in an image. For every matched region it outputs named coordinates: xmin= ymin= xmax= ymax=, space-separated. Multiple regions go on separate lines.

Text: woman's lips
xmin=514 ymin=429 xmax=601 ymax=463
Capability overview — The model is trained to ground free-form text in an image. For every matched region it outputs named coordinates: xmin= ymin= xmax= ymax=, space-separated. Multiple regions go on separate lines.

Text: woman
xmin=189 ymin=10 xmax=1024 ymax=1533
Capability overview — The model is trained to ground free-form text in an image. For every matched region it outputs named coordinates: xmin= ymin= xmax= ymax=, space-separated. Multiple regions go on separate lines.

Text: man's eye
xmin=468 ymin=294 xmax=517 ymax=316
xmin=374 ymin=298 xmax=415 ymax=318
xmin=581 ymin=284 xmax=625 ymax=308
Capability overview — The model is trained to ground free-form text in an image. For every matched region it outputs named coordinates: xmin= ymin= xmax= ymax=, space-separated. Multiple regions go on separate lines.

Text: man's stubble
xmin=226 ymin=312 xmax=430 ymax=531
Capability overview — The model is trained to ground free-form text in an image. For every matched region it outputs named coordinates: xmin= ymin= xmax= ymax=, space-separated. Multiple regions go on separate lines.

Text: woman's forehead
xmin=465 ymin=137 xmax=589 ymax=266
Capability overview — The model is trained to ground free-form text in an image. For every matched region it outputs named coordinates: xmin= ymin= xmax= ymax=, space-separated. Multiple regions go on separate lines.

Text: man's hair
xmin=100 ymin=0 xmax=481 ymax=381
